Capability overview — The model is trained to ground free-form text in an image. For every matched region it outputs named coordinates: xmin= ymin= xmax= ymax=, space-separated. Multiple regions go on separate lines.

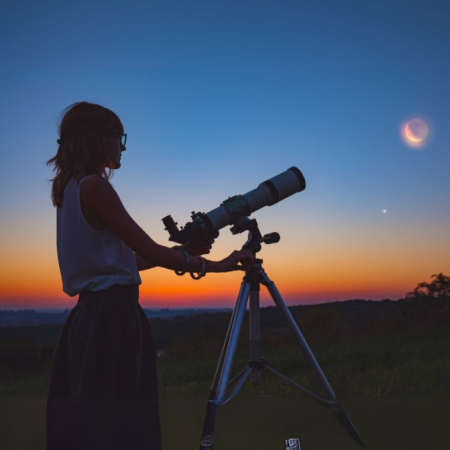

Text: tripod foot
xmin=199 ymin=400 xmax=220 ymax=450
xmin=332 ymin=407 xmax=366 ymax=448
xmin=199 ymin=436 xmax=214 ymax=450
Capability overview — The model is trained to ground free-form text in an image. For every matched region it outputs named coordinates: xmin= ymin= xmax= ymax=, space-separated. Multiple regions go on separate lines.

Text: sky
xmin=0 ymin=0 xmax=449 ymax=310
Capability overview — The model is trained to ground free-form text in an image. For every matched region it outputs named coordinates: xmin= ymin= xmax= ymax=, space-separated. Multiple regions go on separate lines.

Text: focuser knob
xmin=263 ymin=233 xmax=280 ymax=244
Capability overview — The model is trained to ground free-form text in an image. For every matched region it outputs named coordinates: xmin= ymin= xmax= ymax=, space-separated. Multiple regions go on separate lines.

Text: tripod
xmin=198 ymin=219 xmax=366 ymax=449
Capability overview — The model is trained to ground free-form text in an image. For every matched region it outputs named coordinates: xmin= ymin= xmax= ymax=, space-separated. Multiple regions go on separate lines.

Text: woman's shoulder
xmin=80 ymin=175 xmax=113 ymax=190
xmin=80 ymin=175 xmax=118 ymax=204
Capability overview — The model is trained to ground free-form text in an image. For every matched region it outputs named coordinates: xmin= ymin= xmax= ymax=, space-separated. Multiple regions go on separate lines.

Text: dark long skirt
xmin=46 ymin=284 xmax=161 ymax=450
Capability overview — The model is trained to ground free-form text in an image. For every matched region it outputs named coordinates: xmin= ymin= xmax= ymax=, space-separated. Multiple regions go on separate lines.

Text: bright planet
xmin=404 ymin=118 xmax=428 ymax=143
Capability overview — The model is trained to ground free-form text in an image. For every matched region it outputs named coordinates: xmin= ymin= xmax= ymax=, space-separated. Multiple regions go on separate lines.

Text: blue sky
xmin=1 ymin=0 xmax=449 ymax=308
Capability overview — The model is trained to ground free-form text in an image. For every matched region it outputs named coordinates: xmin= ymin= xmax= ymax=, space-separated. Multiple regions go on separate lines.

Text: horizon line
xmin=0 ymin=297 xmax=403 ymax=312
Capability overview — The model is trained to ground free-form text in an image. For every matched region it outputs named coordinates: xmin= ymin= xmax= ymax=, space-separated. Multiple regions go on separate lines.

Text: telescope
xmin=162 ymin=167 xmax=306 ymax=244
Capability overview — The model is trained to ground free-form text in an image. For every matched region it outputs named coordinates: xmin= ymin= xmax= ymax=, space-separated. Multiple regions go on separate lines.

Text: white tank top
xmin=57 ymin=176 xmax=141 ymax=296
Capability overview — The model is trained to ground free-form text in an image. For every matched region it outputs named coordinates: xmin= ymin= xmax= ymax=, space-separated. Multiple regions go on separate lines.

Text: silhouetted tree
xmin=406 ymin=273 xmax=450 ymax=300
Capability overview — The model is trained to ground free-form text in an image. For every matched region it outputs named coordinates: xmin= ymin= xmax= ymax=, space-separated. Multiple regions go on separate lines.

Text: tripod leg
xmin=209 ymin=294 xmax=241 ymax=397
xmin=249 ymin=290 xmax=261 ymax=385
xmin=215 ymin=280 xmax=251 ymax=401
xmin=261 ymin=272 xmax=337 ymax=399
xmin=199 ymin=279 xmax=251 ymax=450
xmin=261 ymin=270 xmax=366 ymax=448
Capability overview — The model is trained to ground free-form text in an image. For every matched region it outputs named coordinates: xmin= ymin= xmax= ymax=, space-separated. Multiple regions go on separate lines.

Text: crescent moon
xmin=404 ymin=123 xmax=423 ymax=143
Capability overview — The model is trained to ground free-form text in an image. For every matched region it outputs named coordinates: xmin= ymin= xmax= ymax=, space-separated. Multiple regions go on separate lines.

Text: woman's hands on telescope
xmin=180 ymin=239 xmax=215 ymax=256
xmin=178 ymin=240 xmax=254 ymax=272
xmin=215 ymin=249 xmax=254 ymax=272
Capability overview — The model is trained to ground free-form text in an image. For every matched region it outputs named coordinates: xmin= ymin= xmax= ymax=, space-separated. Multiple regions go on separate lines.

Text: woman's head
xmin=47 ymin=102 xmax=126 ymax=207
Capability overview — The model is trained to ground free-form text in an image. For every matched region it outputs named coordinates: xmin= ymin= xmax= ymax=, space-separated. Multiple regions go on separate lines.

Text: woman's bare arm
xmin=135 ymin=253 xmax=154 ymax=271
xmin=80 ymin=176 xmax=252 ymax=272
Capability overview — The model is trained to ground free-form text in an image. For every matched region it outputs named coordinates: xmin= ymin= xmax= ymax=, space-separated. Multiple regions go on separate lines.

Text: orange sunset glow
xmin=1 ymin=216 xmax=447 ymax=310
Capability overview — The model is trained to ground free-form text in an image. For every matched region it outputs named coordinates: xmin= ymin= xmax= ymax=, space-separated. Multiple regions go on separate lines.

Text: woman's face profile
xmin=104 ymin=134 xmax=126 ymax=169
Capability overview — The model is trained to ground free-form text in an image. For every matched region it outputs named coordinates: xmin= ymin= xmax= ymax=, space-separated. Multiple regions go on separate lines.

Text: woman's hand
xmin=181 ymin=239 xmax=215 ymax=256
xmin=215 ymin=250 xmax=255 ymax=272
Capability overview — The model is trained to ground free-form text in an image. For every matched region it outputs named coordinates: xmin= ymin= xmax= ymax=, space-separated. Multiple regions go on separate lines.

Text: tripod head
xmin=230 ymin=216 xmax=280 ymax=256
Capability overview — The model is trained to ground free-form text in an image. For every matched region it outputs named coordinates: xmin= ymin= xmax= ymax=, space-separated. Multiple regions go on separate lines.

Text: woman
xmin=46 ymin=102 xmax=254 ymax=450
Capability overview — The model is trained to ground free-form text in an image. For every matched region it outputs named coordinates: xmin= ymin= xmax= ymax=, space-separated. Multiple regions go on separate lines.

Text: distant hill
xmin=0 ymin=309 xmax=71 ymax=327
xmin=0 ymin=307 xmax=232 ymax=327
xmin=0 ymin=299 xmax=399 ymax=328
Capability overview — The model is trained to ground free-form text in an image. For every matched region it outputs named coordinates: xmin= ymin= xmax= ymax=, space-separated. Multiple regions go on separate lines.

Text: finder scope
xmin=162 ymin=166 xmax=306 ymax=244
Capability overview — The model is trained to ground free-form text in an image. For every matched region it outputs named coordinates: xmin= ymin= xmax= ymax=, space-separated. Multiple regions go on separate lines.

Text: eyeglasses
xmin=110 ymin=133 xmax=127 ymax=147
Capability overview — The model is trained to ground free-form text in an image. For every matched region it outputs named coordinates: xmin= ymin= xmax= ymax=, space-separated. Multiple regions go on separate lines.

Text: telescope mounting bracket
xmin=230 ymin=217 xmax=280 ymax=255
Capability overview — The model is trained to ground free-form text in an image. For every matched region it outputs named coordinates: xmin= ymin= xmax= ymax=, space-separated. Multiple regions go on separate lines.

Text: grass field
xmin=1 ymin=298 xmax=449 ymax=400
xmin=157 ymin=329 xmax=450 ymax=399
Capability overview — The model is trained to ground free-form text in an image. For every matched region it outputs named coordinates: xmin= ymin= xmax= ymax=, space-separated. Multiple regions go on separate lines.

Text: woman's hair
xmin=47 ymin=101 xmax=124 ymax=207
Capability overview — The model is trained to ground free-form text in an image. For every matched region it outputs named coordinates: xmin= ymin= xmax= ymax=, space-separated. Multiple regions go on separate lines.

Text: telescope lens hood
xmin=288 ymin=166 xmax=306 ymax=192
xmin=257 ymin=166 xmax=306 ymax=206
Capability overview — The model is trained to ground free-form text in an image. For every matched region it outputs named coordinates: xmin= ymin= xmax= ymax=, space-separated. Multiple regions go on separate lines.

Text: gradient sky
xmin=1 ymin=0 xmax=449 ymax=309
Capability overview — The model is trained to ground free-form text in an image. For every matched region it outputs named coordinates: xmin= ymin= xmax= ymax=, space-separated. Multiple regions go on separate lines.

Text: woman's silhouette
xmin=46 ymin=102 xmax=253 ymax=450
